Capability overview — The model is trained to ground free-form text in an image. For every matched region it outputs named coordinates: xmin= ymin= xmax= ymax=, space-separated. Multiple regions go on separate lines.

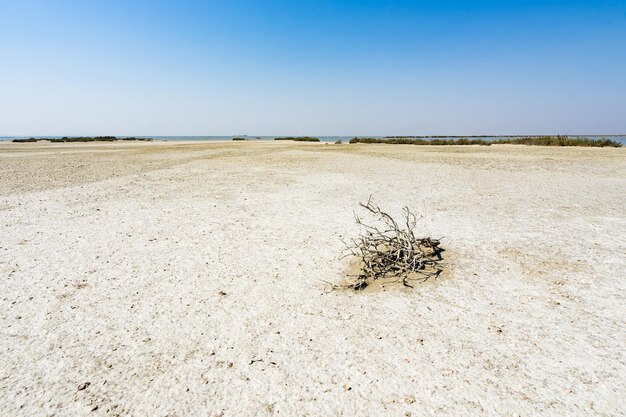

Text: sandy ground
xmin=0 ymin=141 xmax=625 ymax=417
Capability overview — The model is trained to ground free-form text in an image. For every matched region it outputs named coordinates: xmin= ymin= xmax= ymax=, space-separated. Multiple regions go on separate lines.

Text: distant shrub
xmin=491 ymin=136 xmax=622 ymax=147
xmin=349 ymin=136 xmax=622 ymax=147
xmin=274 ymin=137 xmax=320 ymax=142
xmin=232 ymin=137 xmax=246 ymax=141
xmin=12 ymin=136 xmax=153 ymax=143
xmin=349 ymin=137 xmax=490 ymax=146
xmin=12 ymin=138 xmax=39 ymax=143
xmin=335 ymin=140 xmax=343 ymax=144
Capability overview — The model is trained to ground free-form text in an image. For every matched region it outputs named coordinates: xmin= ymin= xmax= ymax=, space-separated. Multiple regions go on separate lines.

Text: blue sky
xmin=1 ymin=0 xmax=625 ymax=136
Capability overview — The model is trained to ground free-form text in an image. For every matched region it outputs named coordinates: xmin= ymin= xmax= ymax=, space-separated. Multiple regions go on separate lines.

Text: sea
xmin=1 ymin=135 xmax=625 ymax=145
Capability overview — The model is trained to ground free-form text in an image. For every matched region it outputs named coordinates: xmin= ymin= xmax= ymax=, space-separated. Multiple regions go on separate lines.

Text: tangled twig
xmin=342 ymin=196 xmax=444 ymax=290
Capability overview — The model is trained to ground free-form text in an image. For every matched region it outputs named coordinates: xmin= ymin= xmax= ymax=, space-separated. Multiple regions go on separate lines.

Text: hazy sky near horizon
xmin=1 ymin=0 xmax=625 ymax=136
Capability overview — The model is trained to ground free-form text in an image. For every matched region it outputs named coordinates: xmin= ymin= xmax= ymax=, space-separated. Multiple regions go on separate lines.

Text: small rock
xmin=78 ymin=382 xmax=91 ymax=391
xmin=343 ymin=384 xmax=352 ymax=391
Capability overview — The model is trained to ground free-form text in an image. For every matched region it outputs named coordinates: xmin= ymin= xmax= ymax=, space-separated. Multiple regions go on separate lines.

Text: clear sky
xmin=1 ymin=0 xmax=625 ymax=136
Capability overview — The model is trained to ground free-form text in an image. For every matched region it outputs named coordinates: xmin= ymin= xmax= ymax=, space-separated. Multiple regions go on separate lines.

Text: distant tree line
xmin=350 ymin=137 xmax=490 ymax=145
xmin=491 ymin=136 xmax=622 ymax=147
xmin=13 ymin=136 xmax=153 ymax=143
xmin=349 ymin=136 xmax=622 ymax=147
xmin=274 ymin=137 xmax=320 ymax=142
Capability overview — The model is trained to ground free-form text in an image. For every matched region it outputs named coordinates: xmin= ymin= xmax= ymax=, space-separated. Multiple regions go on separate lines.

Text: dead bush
xmin=342 ymin=197 xmax=444 ymax=290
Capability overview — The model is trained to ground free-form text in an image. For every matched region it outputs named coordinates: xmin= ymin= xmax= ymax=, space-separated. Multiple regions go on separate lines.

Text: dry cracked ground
xmin=1 ymin=141 xmax=625 ymax=416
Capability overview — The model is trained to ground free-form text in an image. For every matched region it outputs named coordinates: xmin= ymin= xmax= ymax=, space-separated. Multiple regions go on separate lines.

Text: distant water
xmin=1 ymin=135 xmax=625 ymax=145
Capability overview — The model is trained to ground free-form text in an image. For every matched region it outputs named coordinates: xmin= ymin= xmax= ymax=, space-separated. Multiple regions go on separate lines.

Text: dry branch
xmin=343 ymin=197 xmax=444 ymax=290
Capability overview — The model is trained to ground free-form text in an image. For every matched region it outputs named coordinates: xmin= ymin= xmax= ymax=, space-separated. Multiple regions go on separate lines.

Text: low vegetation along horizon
xmin=8 ymin=135 xmax=622 ymax=147
xmin=274 ymin=137 xmax=320 ymax=142
xmin=12 ymin=136 xmax=153 ymax=143
xmin=349 ymin=136 xmax=623 ymax=147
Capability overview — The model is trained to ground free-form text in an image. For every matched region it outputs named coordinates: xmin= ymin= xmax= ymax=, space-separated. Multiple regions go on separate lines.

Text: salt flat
xmin=1 ymin=141 xmax=624 ymax=416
